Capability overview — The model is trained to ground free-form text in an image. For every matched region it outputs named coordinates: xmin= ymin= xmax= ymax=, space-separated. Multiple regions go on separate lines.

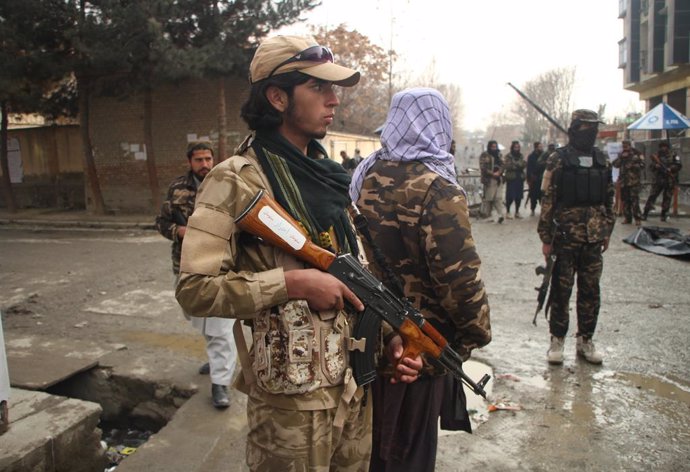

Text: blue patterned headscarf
xmin=349 ymin=87 xmax=458 ymax=202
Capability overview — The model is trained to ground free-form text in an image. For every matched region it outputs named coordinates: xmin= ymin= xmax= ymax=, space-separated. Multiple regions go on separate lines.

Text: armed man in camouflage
xmin=612 ymin=140 xmax=645 ymax=225
xmin=479 ymin=140 xmax=505 ymax=223
xmin=642 ymin=141 xmax=683 ymax=222
xmin=350 ymin=88 xmax=491 ymax=472
xmin=175 ymin=35 xmax=421 ymax=472
xmin=503 ymin=140 xmax=527 ymax=219
xmin=538 ymin=109 xmax=615 ymax=365
xmin=155 ymin=142 xmax=237 ymax=409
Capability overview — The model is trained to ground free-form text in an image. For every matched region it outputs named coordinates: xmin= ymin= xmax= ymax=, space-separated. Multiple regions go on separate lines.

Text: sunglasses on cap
xmin=268 ymin=45 xmax=334 ymax=79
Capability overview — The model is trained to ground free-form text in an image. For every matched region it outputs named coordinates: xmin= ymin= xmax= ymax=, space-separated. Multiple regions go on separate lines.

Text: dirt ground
xmin=1 ymin=210 xmax=689 ymax=471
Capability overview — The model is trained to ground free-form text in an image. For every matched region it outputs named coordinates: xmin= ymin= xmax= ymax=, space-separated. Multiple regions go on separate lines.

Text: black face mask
xmin=568 ymin=125 xmax=598 ymax=152
xmin=489 ymin=148 xmax=499 ymax=158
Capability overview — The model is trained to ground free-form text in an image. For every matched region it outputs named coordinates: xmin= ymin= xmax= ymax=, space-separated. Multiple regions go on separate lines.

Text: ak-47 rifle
xmin=507 ymin=82 xmax=568 ymax=136
xmin=533 ymin=254 xmax=556 ymax=326
xmin=533 ymin=222 xmax=560 ymax=326
xmin=651 ymin=153 xmax=674 ymax=178
xmin=235 ymin=190 xmax=491 ymax=398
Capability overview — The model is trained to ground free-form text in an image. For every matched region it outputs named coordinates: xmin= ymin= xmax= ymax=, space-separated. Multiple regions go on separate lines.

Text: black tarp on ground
xmin=623 ymin=226 xmax=690 ymax=258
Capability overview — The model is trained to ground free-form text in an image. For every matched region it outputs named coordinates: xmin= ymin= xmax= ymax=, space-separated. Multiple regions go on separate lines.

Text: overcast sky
xmin=279 ymin=0 xmax=643 ymax=130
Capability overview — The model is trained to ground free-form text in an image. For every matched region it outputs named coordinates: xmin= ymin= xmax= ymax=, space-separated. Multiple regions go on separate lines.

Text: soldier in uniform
xmin=175 ymin=35 xmax=421 ymax=471
xmin=479 ymin=140 xmax=505 ymax=222
xmin=612 ymin=140 xmax=645 ymax=225
xmin=526 ymin=142 xmax=546 ymax=216
xmin=350 ymin=88 xmax=491 ymax=472
xmin=155 ymin=142 xmax=237 ymax=409
xmin=538 ymin=110 xmax=615 ymax=365
xmin=503 ymin=140 xmax=526 ymax=219
xmin=642 ymin=141 xmax=683 ymax=222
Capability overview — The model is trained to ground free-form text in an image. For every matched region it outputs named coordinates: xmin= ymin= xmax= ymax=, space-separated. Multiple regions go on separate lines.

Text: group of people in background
xmin=478 ymin=137 xmax=682 ymax=225
xmin=479 ymin=139 xmax=552 ymax=221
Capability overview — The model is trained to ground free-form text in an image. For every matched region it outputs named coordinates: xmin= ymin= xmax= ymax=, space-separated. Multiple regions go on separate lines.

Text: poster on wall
xmin=7 ymin=138 xmax=23 ymax=184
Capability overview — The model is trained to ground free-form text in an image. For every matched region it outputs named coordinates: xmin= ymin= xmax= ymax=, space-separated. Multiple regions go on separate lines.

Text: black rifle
xmin=533 ymin=254 xmax=556 ymax=326
xmin=533 ymin=222 xmax=561 ymax=326
xmin=235 ymin=190 xmax=491 ymax=398
xmin=507 ymin=82 xmax=568 ymax=135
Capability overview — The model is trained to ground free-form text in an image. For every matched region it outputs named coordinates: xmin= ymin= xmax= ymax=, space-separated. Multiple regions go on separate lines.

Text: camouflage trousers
xmin=620 ymin=185 xmax=642 ymax=222
xmin=549 ymin=241 xmax=603 ymax=339
xmin=644 ymin=182 xmax=674 ymax=217
xmin=246 ymin=391 xmax=372 ymax=472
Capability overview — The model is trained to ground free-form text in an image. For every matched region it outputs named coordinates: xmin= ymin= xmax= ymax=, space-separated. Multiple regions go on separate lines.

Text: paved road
xmin=1 ymin=214 xmax=689 ymax=471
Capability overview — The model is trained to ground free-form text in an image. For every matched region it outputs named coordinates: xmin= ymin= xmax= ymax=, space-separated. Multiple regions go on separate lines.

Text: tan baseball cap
xmin=249 ymin=35 xmax=360 ymax=87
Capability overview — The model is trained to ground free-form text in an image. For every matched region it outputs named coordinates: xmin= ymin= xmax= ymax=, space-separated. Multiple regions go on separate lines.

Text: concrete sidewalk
xmin=0 ymin=208 xmax=156 ymax=230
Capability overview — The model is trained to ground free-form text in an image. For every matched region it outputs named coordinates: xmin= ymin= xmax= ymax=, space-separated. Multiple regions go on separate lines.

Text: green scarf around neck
xmin=252 ymin=129 xmax=359 ymax=257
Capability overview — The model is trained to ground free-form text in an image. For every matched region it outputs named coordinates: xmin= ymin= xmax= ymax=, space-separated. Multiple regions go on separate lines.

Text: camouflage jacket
xmin=502 ymin=152 xmax=526 ymax=181
xmin=612 ymin=149 xmax=645 ymax=188
xmin=479 ymin=151 xmax=503 ymax=186
xmin=155 ymin=171 xmax=197 ymax=275
xmin=648 ymin=150 xmax=682 ymax=186
xmin=538 ymin=146 xmax=615 ymax=245
xmin=356 ymin=159 xmax=491 ymax=373
xmin=175 ymin=135 xmax=361 ymax=411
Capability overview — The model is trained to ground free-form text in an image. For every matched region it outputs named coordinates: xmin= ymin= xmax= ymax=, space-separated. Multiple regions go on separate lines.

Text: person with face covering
xmin=503 ymin=140 xmax=526 ymax=218
xmin=538 ymin=110 xmax=614 ymax=366
xmin=479 ymin=140 xmax=505 ymax=222
xmin=350 ymin=88 xmax=491 ymax=472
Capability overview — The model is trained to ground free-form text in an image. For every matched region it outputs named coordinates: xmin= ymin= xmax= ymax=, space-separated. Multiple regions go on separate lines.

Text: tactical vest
xmin=556 ymin=147 xmax=608 ymax=207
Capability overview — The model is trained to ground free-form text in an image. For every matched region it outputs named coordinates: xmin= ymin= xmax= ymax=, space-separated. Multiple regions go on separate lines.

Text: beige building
xmin=321 ymin=131 xmax=379 ymax=164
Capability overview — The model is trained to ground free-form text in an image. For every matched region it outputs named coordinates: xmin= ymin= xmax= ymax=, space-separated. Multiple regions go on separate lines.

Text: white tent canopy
xmin=627 ymin=103 xmax=690 ymax=130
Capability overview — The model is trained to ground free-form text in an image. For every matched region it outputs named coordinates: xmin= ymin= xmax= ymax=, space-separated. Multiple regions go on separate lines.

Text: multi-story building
xmin=618 ymin=0 xmax=689 ymax=121
xmin=619 ymin=0 xmax=689 ymax=206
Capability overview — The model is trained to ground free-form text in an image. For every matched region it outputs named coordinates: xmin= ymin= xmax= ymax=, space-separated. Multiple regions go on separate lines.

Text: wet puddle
xmin=615 ymin=371 xmax=690 ymax=405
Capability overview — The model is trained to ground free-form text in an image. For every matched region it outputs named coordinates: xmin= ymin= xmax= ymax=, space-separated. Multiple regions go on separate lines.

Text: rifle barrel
xmin=507 ymin=82 xmax=568 ymax=135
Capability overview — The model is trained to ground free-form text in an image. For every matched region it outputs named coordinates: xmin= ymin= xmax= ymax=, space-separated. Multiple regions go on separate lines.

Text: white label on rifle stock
xmin=258 ymin=206 xmax=306 ymax=250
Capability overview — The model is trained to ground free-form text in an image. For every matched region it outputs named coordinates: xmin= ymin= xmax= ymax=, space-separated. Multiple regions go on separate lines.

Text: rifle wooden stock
xmin=235 ymin=190 xmax=491 ymax=397
xmin=235 ymin=190 xmax=336 ymax=270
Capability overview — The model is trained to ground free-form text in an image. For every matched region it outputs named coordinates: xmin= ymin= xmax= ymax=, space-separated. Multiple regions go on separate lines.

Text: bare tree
xmin=312 ymin=25 xmax=390 ymax=135
xmin=512 ymin=66 xmax=576 ymax=145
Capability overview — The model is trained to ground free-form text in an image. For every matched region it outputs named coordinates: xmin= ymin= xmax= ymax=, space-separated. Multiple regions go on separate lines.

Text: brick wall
xmin=89 ymin=76 xmax=249 ymax=213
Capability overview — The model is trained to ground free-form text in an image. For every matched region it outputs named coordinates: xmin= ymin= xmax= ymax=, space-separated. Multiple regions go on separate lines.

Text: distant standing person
xmin=352 ymin=148 xmax=363 ymax=167
xmin=612 ymin=140 xmax=645 ymax=225
xmin=538 ymin=109 xmax=614 ymax=365
xmin=503 ymin=140 xmax=526 ymax=219
xmin=642 ymin=141 xmax=682 ymax=222
xmin=479 ymin=140 xmax=505 ymax=223
xmin=339 ymin=150 xmax=356 ymax=174
xmin=155 ymin=142 xmax=237 ymax=409
xmin=526 ymin=141 xmax=546 ymax=216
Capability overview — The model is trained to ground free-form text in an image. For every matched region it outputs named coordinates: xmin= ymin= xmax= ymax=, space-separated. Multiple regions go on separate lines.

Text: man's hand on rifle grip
xmin=285 ymin=269 xmax=364 ymax=312
xmin=386 ymin=335 xmax=423 ymax=384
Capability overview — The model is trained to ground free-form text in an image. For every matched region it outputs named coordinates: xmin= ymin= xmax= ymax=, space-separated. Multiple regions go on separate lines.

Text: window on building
xmin=619 ymin=0 xmax=628 ymax=18
xmin=619 ymin=39 xmax=628 ymax=67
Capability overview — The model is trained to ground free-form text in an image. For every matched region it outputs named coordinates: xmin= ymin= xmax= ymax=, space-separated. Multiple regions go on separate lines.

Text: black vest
xmin=556 ymin=146 xmax=609 ymax=207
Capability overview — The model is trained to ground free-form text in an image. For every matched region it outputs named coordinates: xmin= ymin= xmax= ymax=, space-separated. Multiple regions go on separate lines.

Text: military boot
xmin=640 ymin=210 xmax=648 ymax=221
xmin=547 ymin=336 xmax=565 ymax=365
xmin=576 ymin=336 xmax=603 ymax=364
xmin=212 ymin=384 xmax=230 ymax=409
